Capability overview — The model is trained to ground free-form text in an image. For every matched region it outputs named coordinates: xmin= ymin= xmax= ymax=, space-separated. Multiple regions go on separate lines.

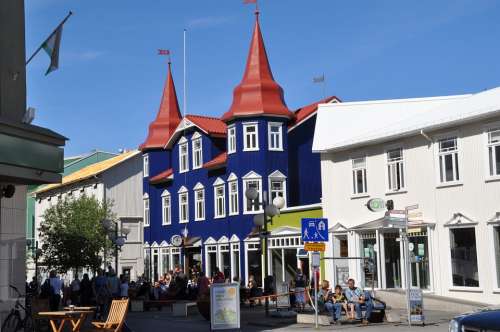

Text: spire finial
xmin=158 ymin=49 xmax=171 ymax=64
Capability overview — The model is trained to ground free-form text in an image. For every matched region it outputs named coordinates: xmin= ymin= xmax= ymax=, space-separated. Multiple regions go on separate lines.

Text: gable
xmin=444 ymin=212 xmax=477 ymax=227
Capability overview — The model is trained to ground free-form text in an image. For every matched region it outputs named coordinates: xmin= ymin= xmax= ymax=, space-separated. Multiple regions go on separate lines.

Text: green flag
xmin=42 ymin=25 xmax=63 ymax=75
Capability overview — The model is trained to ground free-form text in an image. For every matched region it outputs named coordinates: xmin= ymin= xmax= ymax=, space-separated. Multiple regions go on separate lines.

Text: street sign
xmin=304 ymin=242 xmax=326 ymax=252
xmin=301 ymin=218 xmax=328 ymax=242
xmin=406 ymin=204 xmax=419 ymax=211
xmin=366 ymin=198 xmax=385 ymax=212
xmin=312 ymin=252 xmax=321 ymax=268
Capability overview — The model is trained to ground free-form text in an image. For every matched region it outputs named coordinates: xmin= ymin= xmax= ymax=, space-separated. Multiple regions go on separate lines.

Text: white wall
xmin=321 ymin=115 xmax=500 ymax=304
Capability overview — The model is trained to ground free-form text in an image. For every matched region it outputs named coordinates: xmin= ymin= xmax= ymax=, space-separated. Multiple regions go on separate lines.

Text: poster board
xmin=409 ymin=288 xmax=424 ymax=323
xmin=210 ymin=283 xmax=240 ymax=330
xmin=276 ymin=282 xmax=290 ymax=308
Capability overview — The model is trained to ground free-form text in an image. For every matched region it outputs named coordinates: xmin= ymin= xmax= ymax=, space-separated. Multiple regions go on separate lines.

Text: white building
xmin=35 ymin=150 xmax=144 ymax=280
xmin=313 ymin=87 xmax=500 ymax=304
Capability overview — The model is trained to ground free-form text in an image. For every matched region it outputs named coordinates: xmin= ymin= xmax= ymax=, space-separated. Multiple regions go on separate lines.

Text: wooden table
xmin=38 ymin=310 xmax=92 ymax=332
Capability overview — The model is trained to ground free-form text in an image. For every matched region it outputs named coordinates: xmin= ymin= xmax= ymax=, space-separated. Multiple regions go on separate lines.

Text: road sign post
xmin=312 ymin=252 xmax=320 ymax=329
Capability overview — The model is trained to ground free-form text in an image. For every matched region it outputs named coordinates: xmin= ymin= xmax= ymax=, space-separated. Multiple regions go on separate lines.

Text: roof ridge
xmin=186 ymin=114 xmax=223 ymax=121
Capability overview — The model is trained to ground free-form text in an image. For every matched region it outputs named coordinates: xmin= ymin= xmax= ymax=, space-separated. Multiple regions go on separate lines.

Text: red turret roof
xmin=140 ymin=63 xmax=182 ymax=151
xmin=222 ymin=13 xmax=294 ymax=122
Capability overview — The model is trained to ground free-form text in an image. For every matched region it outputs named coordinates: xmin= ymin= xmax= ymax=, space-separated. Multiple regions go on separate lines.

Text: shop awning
xmin=184 ymin=236 xmax=201 ymax=247
xmin=349 ymin=216 xmax=435 ymax=231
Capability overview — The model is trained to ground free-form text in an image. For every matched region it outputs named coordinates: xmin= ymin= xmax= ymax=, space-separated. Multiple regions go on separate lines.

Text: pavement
xmin=124 ymin=306 xmax=457 ymax=332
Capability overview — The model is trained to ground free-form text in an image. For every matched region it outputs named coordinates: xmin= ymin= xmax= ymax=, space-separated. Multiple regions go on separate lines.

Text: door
xmin=384 ymin=233 xmax=401 ymax=288
xmin=409 ymin=233 xmax=430 ymax=289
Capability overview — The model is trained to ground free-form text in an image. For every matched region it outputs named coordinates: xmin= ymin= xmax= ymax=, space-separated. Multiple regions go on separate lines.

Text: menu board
xmin=210 ymin=283 xmax=240 ymax=330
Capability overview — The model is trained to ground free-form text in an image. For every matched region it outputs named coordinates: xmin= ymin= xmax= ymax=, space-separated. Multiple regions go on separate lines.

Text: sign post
xmin=312 ymin=252 xmax=320 ymax=329
xmin=210 ymin=283 xmax=240 ymax=331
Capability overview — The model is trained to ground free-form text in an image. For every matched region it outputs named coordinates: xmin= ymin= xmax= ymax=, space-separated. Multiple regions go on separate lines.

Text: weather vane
xmin=158 ymin=49 xmax=171 ymax=63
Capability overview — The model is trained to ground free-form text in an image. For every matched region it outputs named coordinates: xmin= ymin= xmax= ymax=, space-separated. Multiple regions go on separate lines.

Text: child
xmin=332 ymin=285 xmax=348 ymax=320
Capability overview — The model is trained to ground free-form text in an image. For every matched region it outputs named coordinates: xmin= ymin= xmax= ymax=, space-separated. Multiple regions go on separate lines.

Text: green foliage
xmin=38 ymin=195 xmax=115 ymax=273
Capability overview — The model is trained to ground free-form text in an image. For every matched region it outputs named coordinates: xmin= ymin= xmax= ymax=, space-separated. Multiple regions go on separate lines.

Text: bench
xmin=143 ymin=300 xmax=175 ymax=311
xmin=172 ymin=301 xmax=197 ymax=317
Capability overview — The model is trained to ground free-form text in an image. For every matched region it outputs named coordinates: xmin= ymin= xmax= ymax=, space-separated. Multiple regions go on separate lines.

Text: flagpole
xmin=183 ymin=28 xmax=187 ymax=119
xmin=322 ymin=73 xmax=326 ymax=99
xmin=26 ymin=11 xmax=73 ymax=65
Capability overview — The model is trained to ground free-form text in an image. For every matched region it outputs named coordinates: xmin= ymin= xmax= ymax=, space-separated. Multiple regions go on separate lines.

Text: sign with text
xmin=304 ymin=242 xmax=326 ymax=252
xmin=301 ymin=218 xmax=328 ymax=242
xmin=210 ymin=283 xmax=240 ymax=330
xmin=409 ymin=288 xmax=424 ymax=323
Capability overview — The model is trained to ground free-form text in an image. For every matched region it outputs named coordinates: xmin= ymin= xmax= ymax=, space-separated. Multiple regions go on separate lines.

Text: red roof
xmin=185 ymin=115 xmax=226 ymax=137
xmin=149 ymin=168 xmax=174 ymax=184
xmin=222 ymin=13 xmax=294 ymax=122
xmin=289 ymin=96 xmax=340 ymax=129
xmin=203 ymin=152 xmax=227 ymax=170
xmin=140 ymin=63 xmax=182 ymax=151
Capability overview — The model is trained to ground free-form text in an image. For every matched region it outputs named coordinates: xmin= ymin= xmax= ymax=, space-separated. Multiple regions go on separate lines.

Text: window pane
xmin=496 ymin=146 xmax=500 ymax=176
xmin=450 ymin=228 xmax=479 ymax=287
xmin=489 ymin=129 xmax=500 ymax=144
xmin=495 ymin=227 xmax=500 ymax=287
xmin=356 ymin=170 xmax=364 ymax=193
xmin=444 ymin=154 xmax=454 ymax=181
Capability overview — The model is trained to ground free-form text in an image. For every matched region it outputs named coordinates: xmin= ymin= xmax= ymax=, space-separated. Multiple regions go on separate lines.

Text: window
xmin=228 ymin=126 xmax=236 ymax=154
xmin=352 ymin=157 xmax=367 ymax=194
xmin=243 ymin=172 xmax=262 ymax=213
xmin=214 ymin=183 xmax=226 ymax=218
xmin=268 ymin=170 xmax=286 ymax=207
xmin=494 ymin=226 xmax=500 ymax=288
xmin=178 ymin=188 xmax=189 ymax=223
xmin=228 ymin=180 xmax=239 ymax=215
xmin=487 ymin=128 xmax=500 ymax=177
xmin=143 ymin=154 xmax=149 ymax=177
xmin=386 ymin=148 xmax=405 ymax=191
xmin=143 ymin=194 xmax=150 ymax=227
xmin=438 ymin=137 xmax=460 ymax=183
xmin=192 ymin=136 xmax=203 ymax=169
xmin=194 ymin=186 xmax=205 ymax=221
xmin=161 ymin=191 xmax=171 ymax=225
xmin=268 ymin=122 xmax=283 ymax=150
xmin=179 ymin=139 xmax=189 ymax=173
xmin=450 ymin=227 xmax=479 ymax=287
xmin=243 ymin=123 xmax=259 ymax=151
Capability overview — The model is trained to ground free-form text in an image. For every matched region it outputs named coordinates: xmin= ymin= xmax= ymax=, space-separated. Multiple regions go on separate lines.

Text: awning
xmin=349 ymin=216 xmax=435 ymax=232
xmin=184 ymin=236 xmax=201 ymax=247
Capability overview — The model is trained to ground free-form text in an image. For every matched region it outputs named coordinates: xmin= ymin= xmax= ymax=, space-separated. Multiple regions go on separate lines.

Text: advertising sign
xmin=301 ymin=218 xmax=328 ymax=242
xmin=304 ymin=242 xmax=326 ymax=252
xmin=409 ymin=288 xmax=424 ymax=323
xmin=276 ymin=282 xmax=290 ymax=308
xmin=210 ymin=283 xmax=240 ymax=330
xmin=366 ymin=198 xmax=385 ymax=212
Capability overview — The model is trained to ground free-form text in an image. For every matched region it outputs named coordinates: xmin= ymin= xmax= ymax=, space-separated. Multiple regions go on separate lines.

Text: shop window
xmin=450 ymin=227 xmax=479 ymax=287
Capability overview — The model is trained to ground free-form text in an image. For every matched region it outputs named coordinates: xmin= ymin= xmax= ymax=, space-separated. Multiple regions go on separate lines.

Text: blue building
xmin=140 ymin=12 xmax=338 ymax=284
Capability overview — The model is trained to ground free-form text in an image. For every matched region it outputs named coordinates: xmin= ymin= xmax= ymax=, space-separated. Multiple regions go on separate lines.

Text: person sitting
xmin=344 ymin=278 xmax=373 ymax=325
xmin=324 ymin=284 xmax=347 ymax=324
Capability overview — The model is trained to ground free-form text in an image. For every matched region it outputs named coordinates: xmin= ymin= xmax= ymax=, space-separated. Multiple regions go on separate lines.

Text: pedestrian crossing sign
xmin=301 ymin=218 xmax=328 ymax=242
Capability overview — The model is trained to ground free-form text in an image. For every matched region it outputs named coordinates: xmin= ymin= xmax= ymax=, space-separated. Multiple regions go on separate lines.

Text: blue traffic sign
xmin=301 ymin=218 xmax=329 ymax=242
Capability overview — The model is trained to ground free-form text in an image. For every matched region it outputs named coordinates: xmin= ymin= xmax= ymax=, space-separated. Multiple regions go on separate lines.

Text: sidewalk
xmin=124 ymin=305 xmax=456 ymax=331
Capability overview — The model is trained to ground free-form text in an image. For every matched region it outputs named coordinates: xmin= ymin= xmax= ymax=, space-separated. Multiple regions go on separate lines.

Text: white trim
xmin=178 ymin=186 xmax=188 ymax=194
xmin=178 ymin=191 xmax=189 ymax=224
xmin=143 ymin=194 xmax=150 ymax=227
xmin=161 ymin=190 xmax=170 ymax=197
xmin=490 ymin=223 xmax=500 ymax=289
xmin=384 ymin=145 xmax=406 ymax=193
xmin=444 ymin=212 xmax=477 ymax=227
xmin=143 ymin=192 xmax=149 ymax=199
xmin=268 ymin=173 xmax=287 ymax=208
xmin=218 ymin=236 xmax=229 ymax=243
xmin=214 ymin=182 xmax=226 ymax=219
xmin=161 ymin=191 xmax=171 ymax=226
xmin=160 ymin=240 xmax=169 ymax=247
xmin=242 ymin=172 xmax=263 ymax=214
xmin=143 ymin=154 xmax=149 ymax=177
xmin=288 ymin=97 xmax=339 ymax=133
xmin=179 ymin=136 xmax=188 ymax=144
xmin=230 ymin=234 xmax=240 ymax=242
xmin=483 ymin=121 xmax=500 ymax=180
xmin=179 ymin=139 xmax=189 ymax=173
xmin=227 ymin=125 xmax=237 ymax=154
xmin=228 ymin=177 xmax=239 ymax=216
xmin=242 ymin=170 xmax=261 ymax=179
xmin=227 ymin=172 xmax=238 ymax=182
xmin=280 ymin=202 xmax=322 ymax=213
xmin=204 ymin=237 xmax=217 ymax=245
xmin=268 ymin=122 xmax=283 ymax=151
xmin=434 ymin=131 xmax=461 ymax=185
xmin=151 ymin=241 xmax=159 ymax=247
xmin=192 ymin=135 xmax=203 ymax=169
xmin=194 ymin=187 xmax=205 ymax=221
xmin=191 ymin=131 xmax=201 ymax=139
xmin=213 ymin=177 xmax=225 ymax=186
xmin=243 ymin=122 xmax=259 ymax=152
xmin=193 ymin=182 xmax=204 ymax=190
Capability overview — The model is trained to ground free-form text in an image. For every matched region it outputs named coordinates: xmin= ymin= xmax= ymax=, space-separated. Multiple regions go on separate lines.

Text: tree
xmin=38 ymin=195 xmax=115 ymax=273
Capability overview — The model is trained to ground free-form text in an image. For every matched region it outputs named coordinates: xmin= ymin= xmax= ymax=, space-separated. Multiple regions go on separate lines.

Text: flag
xmin=313 ymin=74 xmax=325 ymax=83
xmin=158 ymin=49 xmax=170 ymax=55
xmin=42 ymin=25 xmax=63 ymax=75
xmin=243 ymin=0 xmax=257 ymax=4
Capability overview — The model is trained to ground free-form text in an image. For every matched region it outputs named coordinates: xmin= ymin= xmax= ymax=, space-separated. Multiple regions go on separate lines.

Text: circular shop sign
xmin=366 ymin=198 xmax=386 ymax=212
xmin=171 ymin=234 xmax=183 ymax=247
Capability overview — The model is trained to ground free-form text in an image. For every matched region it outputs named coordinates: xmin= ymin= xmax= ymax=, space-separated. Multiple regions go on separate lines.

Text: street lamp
xmin=101 ymin=219 xmax=129 ymax=275
xmin=245 ymin=188 xmax=284 ymax=317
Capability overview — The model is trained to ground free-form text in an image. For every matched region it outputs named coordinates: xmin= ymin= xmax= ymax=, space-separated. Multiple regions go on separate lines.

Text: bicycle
xmin=1 ymin=285 xmax=35 ymax=332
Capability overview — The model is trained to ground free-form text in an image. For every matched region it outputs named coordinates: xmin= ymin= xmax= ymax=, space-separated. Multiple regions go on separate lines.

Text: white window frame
xmin=243 ymin=122 xmax=259 ymax=151
xmin=178 ymin=186 xmax=189 ymax=224
xmin=143 ymin=154 xmax=149 ymax=177
xmin=385 ymin=147 xmax=405 ymax=192
xmin=179 ymin=137 xmax=189 ymax=173
xmin=143 ymin=193 xmax=150 ymax=227
xmin=447 ymin=225 xmax=480 ymax=290
xmin=192 ymin=133 xmax=203 ymax=169
xmin=161 ymin=190 xmax=171 ymax=226
xmin=268 ymin=122 xmax=283 ymax=151
xmin=213 ymin=178 xmax=226 ymax=219
xmin=485 ymin=124 xmax=500 ymax=180
xmin=352 ymin=157 xmax=368 ymax=195
xmin=268 ymin=170 xmax=287 ymax=208
xmin=194 ymin=183 xmax=205 ymax=221
xmin=242 ymin=171 xmax=263 ymax=214
xmin=435 ymin=133 xmax=461 ymax=186
xmin=228 ymin=173 xmax=239 ymax=216
xmin=228 ymin=125 xmax=237 ymax=154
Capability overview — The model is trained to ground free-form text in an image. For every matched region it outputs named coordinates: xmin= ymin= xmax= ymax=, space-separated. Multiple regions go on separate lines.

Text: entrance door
xmin=185 ymin=247 xmax=202 ymax=278
xmin=384 ymin=234 xmax=401 ymax=288
xmin=409 ymin=233 xmax=430 ymax=289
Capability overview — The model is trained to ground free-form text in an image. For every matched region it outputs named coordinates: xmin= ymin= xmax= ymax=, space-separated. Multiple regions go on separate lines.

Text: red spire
xmin=222 ymin=13 xmax=294 ymax=122
xmin=140 ymin=62 xmax=182 ymax=151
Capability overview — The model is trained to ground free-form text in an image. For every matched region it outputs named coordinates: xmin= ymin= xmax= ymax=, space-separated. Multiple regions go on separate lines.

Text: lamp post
xmin=101 ymin=219 xmax=130 ymax=275
xmin=245 ymin=188 xmax=285 ymax=317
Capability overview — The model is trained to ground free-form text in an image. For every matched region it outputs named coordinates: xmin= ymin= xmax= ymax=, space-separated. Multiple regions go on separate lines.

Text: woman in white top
xmin=48 ymin=270 xmax=63 ymax=310
xmin=120 ymin=275 xmax=129 ymax=298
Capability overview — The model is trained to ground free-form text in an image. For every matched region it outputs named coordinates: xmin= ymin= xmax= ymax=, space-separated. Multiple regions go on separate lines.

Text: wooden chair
xmin=91 ymin=299 xmax=129 ymax=332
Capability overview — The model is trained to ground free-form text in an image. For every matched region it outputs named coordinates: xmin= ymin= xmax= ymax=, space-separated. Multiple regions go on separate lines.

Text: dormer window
xmin=192 ymin=133 xmax=203 ymax=169
xmin=179 ymin=137 xmax=189 ymax=173
xmin=228 ymin=125 xmax=236 ymax=154
xmin=268 ymin=122 xmax=283 ymax=151
xmin=243 ymin=123 xmax=259 ymax=151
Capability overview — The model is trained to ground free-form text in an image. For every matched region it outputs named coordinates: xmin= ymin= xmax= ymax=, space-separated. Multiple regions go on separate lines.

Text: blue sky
xmin=25 ymin=0 xmax=500 ymax=156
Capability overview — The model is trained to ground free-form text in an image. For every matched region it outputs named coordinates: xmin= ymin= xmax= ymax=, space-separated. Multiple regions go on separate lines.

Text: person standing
xmin=70 ymin=275 xmax=81 ymax=306
xmin=80 ymin=274 xmax=92 ymax=306
xmin=294 ymin=268 xmax=308 ymax=312
xmin=93 ymin=269 xmax=110 ymax=320
xmin=120 ymin=275 xmax=129 ymax=298
xmin=107 ymin=272 xmax=120 ymax=299
xmin=48 ymin=270 xmax=63 ymax=310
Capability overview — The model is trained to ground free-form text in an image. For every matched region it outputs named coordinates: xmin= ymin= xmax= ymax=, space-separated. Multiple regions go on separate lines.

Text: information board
xmin=409 ymin=288 xmax=424 ymax=323
xmin=210 ymin=283 xmax=240 ymax=330
xmin=276 ymin=282 xmax=290 ymax=308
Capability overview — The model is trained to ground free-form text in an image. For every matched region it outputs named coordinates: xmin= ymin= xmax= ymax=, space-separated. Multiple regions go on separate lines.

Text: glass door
xmin=383 ymin=233 xmax=401 ymax=288
xmin=409 ymin=232 xmax=430 ymax=289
